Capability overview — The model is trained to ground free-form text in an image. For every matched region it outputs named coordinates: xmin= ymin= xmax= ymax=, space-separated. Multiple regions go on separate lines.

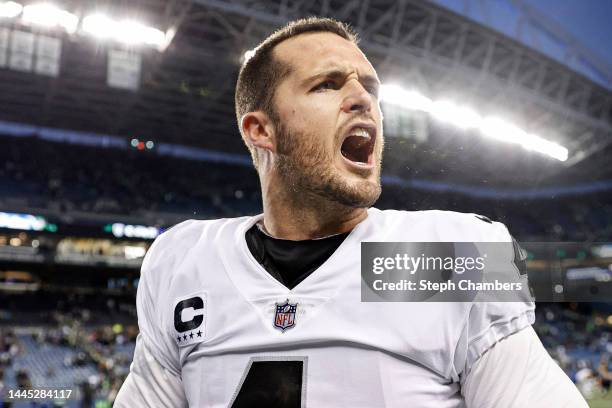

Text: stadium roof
xmin=0 ymin=0 xmax=610 ymax=188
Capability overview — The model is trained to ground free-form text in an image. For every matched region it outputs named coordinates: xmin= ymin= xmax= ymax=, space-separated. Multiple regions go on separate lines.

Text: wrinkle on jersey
xmin=245 ymin=223 xmax=350 ymax=290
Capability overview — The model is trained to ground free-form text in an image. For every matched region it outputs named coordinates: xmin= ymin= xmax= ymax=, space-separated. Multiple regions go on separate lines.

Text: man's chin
xmin=276 ymin=156 xmax=381 ymax=208
xmin=323 ymin=176 xmax=381 ymax=208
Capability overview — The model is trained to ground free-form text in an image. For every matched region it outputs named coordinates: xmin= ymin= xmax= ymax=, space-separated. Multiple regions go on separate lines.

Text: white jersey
xmin=137 ymin=208 xmax=535 ymax=407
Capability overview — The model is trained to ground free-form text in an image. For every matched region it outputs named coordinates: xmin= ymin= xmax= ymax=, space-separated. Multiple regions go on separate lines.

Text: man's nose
xmin=340 ymin=80 xmax=372 ymax=114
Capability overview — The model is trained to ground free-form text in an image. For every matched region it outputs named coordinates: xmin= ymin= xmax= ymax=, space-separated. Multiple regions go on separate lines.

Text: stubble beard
xmin=274 ymin=119 xmax=382 ymax=209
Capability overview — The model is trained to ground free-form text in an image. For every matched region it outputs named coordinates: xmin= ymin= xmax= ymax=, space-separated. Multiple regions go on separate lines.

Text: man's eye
xmin=313 ymin=81 xmax=336 ymax=91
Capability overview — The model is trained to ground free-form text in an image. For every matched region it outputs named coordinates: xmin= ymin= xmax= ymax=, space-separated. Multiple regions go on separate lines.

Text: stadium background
xmin=0 ymin=0 xmax=611 ymax=406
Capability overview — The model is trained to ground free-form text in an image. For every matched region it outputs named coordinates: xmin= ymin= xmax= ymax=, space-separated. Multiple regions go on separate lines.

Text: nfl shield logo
xmin=274 ymin=300 xmax=297 ymax=331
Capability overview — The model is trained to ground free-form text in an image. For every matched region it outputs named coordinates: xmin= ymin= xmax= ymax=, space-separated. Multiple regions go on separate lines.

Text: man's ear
xmin=241 ymin=111 xmax=276 ymax=153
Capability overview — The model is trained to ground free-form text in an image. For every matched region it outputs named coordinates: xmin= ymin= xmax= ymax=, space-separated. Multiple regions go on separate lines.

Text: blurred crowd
xmin=0 ymin=312 xmax=137 ymax=407
xmin=379 ymin=186 xmax=612 ymax=242
xmin=0 ymin=137 xmax=261 ymax=218
xmin=2 ymin=137 xmax=612 ymax=241
xmin=0 ymin=291 xmax=136 ymax=327
xmin=535 ymin=303 xmax=612 ymax=401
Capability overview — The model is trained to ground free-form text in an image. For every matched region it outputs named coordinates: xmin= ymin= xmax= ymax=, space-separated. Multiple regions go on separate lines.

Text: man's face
xmin=270 ymin=31 xmax=384 ymax=208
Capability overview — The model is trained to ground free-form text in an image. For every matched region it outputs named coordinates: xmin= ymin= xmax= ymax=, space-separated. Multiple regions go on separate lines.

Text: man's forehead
xmin=274 ymin=31 xmax=378 ymax=81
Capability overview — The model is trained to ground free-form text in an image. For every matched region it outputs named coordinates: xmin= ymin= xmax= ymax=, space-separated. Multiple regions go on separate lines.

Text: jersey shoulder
xmin=370 ymin=208 xmax=511 ymax=242
xmin=141 ymin=216 xmax=250 ymax=283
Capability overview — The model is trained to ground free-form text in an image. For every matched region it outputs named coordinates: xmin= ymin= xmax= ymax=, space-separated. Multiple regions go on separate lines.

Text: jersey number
xmin=230 ymin=358 xmax=306 ymax=408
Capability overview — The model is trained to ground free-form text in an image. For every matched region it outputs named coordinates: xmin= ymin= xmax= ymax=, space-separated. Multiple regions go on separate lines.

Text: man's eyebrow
xmin=303 ymin=69 xmax=346 ymax=85
xmin=361 ymin=75 xmax=381 ymax=90
xmin=303 ymin=69 xmax=381 ymax=87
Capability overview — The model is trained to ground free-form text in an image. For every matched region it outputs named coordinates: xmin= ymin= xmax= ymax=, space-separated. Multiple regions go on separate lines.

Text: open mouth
xmin=340 ymin=126 xmax=376 ymax=165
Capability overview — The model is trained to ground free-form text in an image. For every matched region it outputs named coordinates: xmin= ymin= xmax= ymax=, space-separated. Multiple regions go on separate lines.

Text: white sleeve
xmin=453 ymin=226 xmax=536 ymax=378
xmin=115 ymin=335 xmax=188 ymax=407
xmin=461 ymin=326 xmax=588 ymax=408
xmin=459 ymin=300 xmax=535 ymax=375
xmin=135 ymin=231 xmax=183 ymax=375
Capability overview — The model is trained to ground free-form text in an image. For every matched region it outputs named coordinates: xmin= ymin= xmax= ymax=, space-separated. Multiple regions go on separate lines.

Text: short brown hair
xmin=235 ymin=17 xmax=358 ymax=168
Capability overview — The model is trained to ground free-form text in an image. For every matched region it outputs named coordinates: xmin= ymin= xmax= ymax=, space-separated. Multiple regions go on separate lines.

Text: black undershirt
xmin=245 ymin=224 xmax=350 ymax=289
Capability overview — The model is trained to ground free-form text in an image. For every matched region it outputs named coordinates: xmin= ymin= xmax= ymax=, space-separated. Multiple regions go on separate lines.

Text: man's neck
xmin=261 ymin=185 xmax=368 ymax=241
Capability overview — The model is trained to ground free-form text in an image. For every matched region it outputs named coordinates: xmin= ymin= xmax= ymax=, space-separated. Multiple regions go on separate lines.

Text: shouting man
xmin=116 ymin=17 xmax=586 ymax=407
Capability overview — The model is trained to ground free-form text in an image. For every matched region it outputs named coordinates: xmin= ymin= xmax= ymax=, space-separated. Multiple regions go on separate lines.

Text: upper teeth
xmin=350 ymin=128 xmax=371 ymax=140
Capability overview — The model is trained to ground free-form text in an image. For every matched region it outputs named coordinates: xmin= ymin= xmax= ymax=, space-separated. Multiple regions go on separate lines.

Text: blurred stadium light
xmin=0 ymin=1 xmax=21 ymax=18
xmin=109 ymin=223 xmax=160 ymax=240
xmin=82 ymin=14 xmax=168 ymax=50
xmin=22 ymin=3 xmax=78 ymax=34
xmin=380 ymin=84 xmax=569 ymax=161
xmin=0 ymin=1 xmax=169 ymax=49
xmin=0 ymin=212 xmax=47 ymax=231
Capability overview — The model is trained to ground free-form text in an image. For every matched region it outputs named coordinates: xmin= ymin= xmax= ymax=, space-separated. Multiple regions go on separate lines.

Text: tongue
xmin=341 ymin=135 xmax=371 ymax=164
